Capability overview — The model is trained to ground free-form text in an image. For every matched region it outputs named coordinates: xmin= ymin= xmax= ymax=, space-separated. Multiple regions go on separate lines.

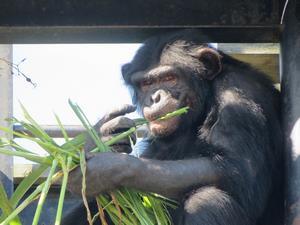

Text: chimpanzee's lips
xmin=145 ymin=112 xmax=163 ymax=122
xmin=143 ymin=101 xmax=181 ymax=124
xmin=144 ymin=107 xmax=177 ymax=122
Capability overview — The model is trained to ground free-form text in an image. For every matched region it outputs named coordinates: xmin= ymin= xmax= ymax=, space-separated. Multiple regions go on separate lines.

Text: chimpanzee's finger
xmin=100 ymin=116 xmax=136 ymax=136
xmin=103 ymin=104 xmax=136 ymax=124
xmin=101 ymin=133 xmax=136 ymax=145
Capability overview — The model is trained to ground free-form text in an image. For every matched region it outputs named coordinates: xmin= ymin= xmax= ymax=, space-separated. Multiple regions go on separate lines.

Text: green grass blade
xmin=54 ymin=156 xmax=72 ymax=225
xmin=10 ymin=164 xmax=49 ymax=208
xmin=1 ymin=125 xmax=79 ymax=160
xmin=133 ymin=118 xmax=148 ymax=126
xmin=0 ymin=149 xmax=53 ymax=166
xmin=0 ymin=171 xmax=64 ymax=225
xmin=68 ymin=100 xmax=107 ymax=152
xmin=147 ymin=196 xmax=168 ymax=225
xmin=0 ymin=181 xmax=22 ymax=225
xmin=60 ymin=133 xmax=86 ymax=150
xmin=16 ymin=121 xmax=54 ymax=145
xmin=37 ymin=142 xmax=79 ymax=160
xmin=6 ymin=140 xmax=34 ymax=155
xmin=54 ymin=113 xmax=69 ymax=142
xmin=117 ymin=190 xmax=154 ymax=225
xmin=102 ymin=127 xmax=136 ymax=149
xmin=97 ymin=195 xmax=136 ymax=225
xmin=157 ymin=107 xmax=189 ymax=121
xmin=0 ymin=103 xmax=186 ymax=225
xmin=32 ymin=159 xmax=58 ymax=225
xmin=19 ymin=103 xmax=55 ymax=144
xmin=0 ymin=126 xmax=54 ymax=155
xmin=0 ymin=185 xmax=43 ymax=225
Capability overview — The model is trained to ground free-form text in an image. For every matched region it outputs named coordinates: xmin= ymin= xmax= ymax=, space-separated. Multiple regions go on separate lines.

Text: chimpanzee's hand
xmin=85 ymin=104 xmax=137 ymax=154
xmin=68 ymin=152 xmax=137 ymax=197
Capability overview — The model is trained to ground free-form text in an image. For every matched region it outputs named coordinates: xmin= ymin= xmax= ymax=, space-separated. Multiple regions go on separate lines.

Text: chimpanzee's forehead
xmin=122 ymin=29 xmax=209 ymax=82
xmin=130 ymin=40 xmax=204 ymax=71
xmin=159 ymin=41 xmax=204 ymax=66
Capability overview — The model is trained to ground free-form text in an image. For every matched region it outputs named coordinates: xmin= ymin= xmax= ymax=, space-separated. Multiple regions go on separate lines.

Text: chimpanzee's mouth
xmin=145 ymin=112 xmax=164 ymax=122
xmin=143 ymin=104 xmax=179 ymax=122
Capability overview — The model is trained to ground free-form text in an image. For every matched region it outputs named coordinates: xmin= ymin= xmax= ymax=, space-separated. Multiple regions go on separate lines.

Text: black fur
xmin=63 ymin=30 xmax=283 ymax=225
xmin=123 ymin=30 xmax=283 ymax=225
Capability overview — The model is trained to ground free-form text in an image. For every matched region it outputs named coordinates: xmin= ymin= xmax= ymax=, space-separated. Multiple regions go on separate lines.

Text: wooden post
xmin=281 ymin=0 xmax=300 ymax=224
xmin=0 ymin=44 xmax=13 ymax=196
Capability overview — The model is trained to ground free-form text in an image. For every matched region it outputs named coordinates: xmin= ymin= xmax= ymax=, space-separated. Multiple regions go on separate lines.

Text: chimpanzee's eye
xmin=141 ymin=79 xmax=153 ymax=86
xmin=140 ymin=79 xmax=153 ymax=91
xmin=162 ymin=74 xmax=177 ymax=83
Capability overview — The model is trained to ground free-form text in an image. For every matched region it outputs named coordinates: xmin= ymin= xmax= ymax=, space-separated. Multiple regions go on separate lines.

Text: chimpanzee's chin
xmin=149 ymin=117 xmax=180 ymax=137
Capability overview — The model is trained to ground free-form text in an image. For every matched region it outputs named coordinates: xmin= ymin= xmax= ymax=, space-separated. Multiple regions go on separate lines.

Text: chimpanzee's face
xmin=122 ymin=40 xmax=222 ymax=137
xmin=130 ymin=65 xmax=195 ymax=137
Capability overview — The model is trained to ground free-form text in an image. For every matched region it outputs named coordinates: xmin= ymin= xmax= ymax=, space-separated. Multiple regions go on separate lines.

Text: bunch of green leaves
xmin=0 ymin=102 xmax=188 ymax=225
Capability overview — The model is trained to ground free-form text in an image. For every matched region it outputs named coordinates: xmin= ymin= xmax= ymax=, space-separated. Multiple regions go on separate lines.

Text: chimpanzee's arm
xmin=68 ymin=152 xmax=220 ymax=199
xmin=122 ymin=156 xmax=220 ymax=198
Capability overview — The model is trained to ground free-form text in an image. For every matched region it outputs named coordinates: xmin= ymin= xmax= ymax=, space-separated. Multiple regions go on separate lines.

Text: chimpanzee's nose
xmin=152 ymin=91 xmax=161 ymax=103
xmin=150 ymin=90 xmax=169 ymax=105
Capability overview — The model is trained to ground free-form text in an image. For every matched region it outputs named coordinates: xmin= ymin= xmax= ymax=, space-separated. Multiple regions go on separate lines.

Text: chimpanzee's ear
xmin=121 ymin=63 xmax=131 ymax=76
xmin=121 ymin=63 xmax=132 ymax=83
xmin=196 ymin=48 xmax=222 ymax=80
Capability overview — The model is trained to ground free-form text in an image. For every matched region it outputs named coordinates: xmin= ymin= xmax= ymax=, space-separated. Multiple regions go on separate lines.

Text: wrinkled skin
xmin=64 ymin=30 xmax=283 ymax=225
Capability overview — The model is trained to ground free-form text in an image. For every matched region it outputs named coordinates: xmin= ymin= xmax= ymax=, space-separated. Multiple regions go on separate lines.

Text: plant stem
xmin=91 ymin=127 xmax=137 ymax=153
xmin=0 ymin=126 xmax=78 ymax=160
xmin=54 ymin=113 xmax=69 ymax=142
xmin=91 ymin=107 xmax=190 ymax=152
xmin=68 ymin=100 xmax=106 ymax=152
xmin=54 ymin=156 xmax=72 ymax=225
xmin=79 ymin=150 xmax=93 ymax=225
xmin=105 ymin=127 xmax=136 ymax=149
xmin=95 ymin=198 xmax=108 ymax=225
xmin=10 ymin=164 xmax=49 ymax=208
xmin=0 ymin=148 xmax=53 ymax=166
xmin=0 ymin=171 xmax=64 ymax=225
xmin=0 ymin=181 xmax=22 ymax=225
xmin=32 ymin=159 xmax=58 ymax=225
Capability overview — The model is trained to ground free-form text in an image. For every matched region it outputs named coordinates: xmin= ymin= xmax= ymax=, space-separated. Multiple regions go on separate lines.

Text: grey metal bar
xmin=13 ymin=125 xmax=147 ymax=138
xmin=13 ymin=125 xmax=84 ymax=138
xmin=281 ymin=0 xmax=300 ymax=224
xmin=0 ymin=45 xmax=13 ymax=197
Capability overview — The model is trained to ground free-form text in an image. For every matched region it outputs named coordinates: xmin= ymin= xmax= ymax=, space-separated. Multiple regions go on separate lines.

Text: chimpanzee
xmin=64 ymin=29 xmax=283 ymax=225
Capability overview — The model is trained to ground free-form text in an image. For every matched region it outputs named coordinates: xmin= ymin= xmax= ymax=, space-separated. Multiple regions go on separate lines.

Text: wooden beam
xmin=0 ymin=0 xmax=281 ymax=43
xmin=0 ymin=0 xmax=279 ymax=26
